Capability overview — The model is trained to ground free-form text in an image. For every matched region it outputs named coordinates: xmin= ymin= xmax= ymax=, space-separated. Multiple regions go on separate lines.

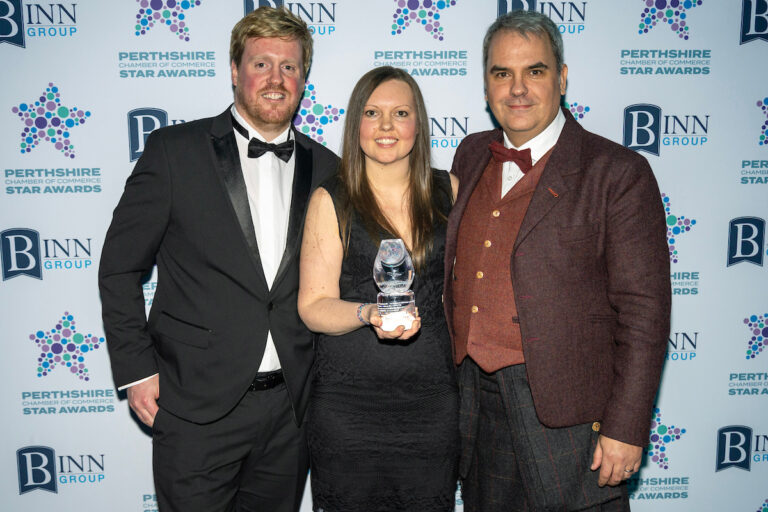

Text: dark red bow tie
xmin=489 ymin=140 xmax=532 ymax=174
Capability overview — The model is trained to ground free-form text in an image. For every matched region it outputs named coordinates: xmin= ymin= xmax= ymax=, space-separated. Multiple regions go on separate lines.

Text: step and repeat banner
xmin=1 ymin=1 xmax=766 ymax=510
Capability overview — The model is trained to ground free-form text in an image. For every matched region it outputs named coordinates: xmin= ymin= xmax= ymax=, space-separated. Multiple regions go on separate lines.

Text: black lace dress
xmin=308 ymin=170 xmax=459 ymax=512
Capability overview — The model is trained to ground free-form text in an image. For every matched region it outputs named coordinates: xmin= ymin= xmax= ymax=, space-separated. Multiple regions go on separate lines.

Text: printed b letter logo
xmin=244 ymin=0 xmax=284 ymax=15
xmin=498 ymin=1 xmax=536 ymax=15
xmin=1 ymin=229 xmax=42 ymax=281
xmin=17 ymin=446 xmax=57 ymax=494
xmin=741 ymin=0 xmax=768 ymax=44
xmin=623 ymin=104 xmax=661 ymax=156
xmin=128 ymin=108 xmax=168 ymax=162
xmin=0 ymin=0 xmax=24 ymax=47
xmin=716 ymin=426 xmax=753 ymax=471
xmin=727 ymin=217 xmax=765 ymax=267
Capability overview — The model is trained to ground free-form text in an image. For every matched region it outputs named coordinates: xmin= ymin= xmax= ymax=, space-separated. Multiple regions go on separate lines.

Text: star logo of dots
xmin=564 ymin=101 xmax=590 ymax=121
xmin=292 ymin=81 xmax=344 ymax=147
xmin=638 ymin=0 xmax=702 ymax=39
xmin=758 ymin=97 xmax=768 ymax=146
xmin=29 ymin=312 xmax=105 ymax=381
xmin=646 ymin=408 xmax=686 ymax=470
xmin=662 ymin=193 xmax=696 ymax=263
xmin=391 ymin=0 xmax=457 ymax=40
xmin=11 ymin=83 xmax=91 ymax=159
xmin=755 ymin=498 xmax=768 ymax=512
xmin=744 ymin=313 xmax=767 ymax=360
xmin=134 ymin=0 xmax=201 ymax=41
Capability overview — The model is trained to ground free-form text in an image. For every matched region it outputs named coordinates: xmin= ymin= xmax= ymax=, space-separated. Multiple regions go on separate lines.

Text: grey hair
xmin=482 ymin=10 xmax=564 ymax=72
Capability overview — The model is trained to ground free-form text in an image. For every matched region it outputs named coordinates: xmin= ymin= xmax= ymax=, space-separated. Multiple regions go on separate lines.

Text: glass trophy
xmin=373 ymin=239 xmax=416 ymax=331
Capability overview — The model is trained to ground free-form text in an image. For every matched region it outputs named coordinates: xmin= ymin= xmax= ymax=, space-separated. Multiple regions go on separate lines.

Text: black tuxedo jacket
xmin=99 ymin=108 xmax=338 ymax=424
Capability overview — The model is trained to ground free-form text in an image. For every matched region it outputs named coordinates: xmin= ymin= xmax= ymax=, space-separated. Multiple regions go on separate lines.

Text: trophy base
xmin=377 ymin=291 xmax=416 ymax=331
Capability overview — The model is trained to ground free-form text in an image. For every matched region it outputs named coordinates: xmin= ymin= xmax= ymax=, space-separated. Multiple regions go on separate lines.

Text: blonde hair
xmin=230 ymin=6 xmax=313 ymax=76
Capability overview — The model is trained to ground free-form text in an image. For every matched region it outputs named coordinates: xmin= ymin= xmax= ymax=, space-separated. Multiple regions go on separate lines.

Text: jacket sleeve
xmin=599 ymin=154 xmax=671 ymax=447
xmin=98 ymin=130 xmax=172 ymax=389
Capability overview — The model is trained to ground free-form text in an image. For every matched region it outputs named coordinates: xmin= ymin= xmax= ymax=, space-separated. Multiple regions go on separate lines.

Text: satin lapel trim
xmin=272 ymin=132 xmax=311 ymax=290
xmin=211 ymin=129 xmax=270 ymax=292
xmin=514 ymin=111 xmax=580 ymax=251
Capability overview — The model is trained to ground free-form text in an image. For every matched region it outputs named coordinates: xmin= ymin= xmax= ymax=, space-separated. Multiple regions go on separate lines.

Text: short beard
xmin=235 ymin=86 xmax=298 ymax=133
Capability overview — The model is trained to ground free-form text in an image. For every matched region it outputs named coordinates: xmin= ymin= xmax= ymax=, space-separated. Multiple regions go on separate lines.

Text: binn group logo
xmin=129 ymin=108 xmax=167 ymax=161
xmin=662 ymin=193 xmax=696 ymax=264
xmin=646 ymin=408 xmax=686 ymax=470
xmin=0 ymin=228 xmax=94 ymax=281
xmin=17 ymin=446 xmax=56 ymax=494
xmin=667 ymin=330 xmax=698 ymax=362
xmin=758 ymin=97 xmax=768 ymax=146
xmin=1 ymin=228 xmax=41 ymax=280
xmin=292 ymin=81 xmax=344 ymax=147
xmin=741 ymin=0 xmax=768 ymax=45
xmin=0 ymin=1 xmax=80 ymax=48
xmin=499 ymin=1 xmax=588 ymax=36
xmin=133 ymin=0 xmax=201 ymax=42
xmin=716 ymin=425 xmax=768 ymax=471
xmin=623 ymin=104 xmax=709 ymax=155
xmin=11 ymin=83 xmax=91 ymax=159
xmin=17 ymin=446 xmax=106 ymax=494
xmin=128 ymin=108 xmax=186 ymax=161
xmin=391 ymin=0 xmax=456 ymax=40
xmin=29 ymin=311 xmax=105 ymax=381
xmin=430 ymin=114 xmax=468 ymax=150
xmin=727 ymin=217 xmax=766 ymax=267
xmin=246 ymin=1 xmax=337 ymax=36
xmin=637 ymin=0 xmax=702 ymax=39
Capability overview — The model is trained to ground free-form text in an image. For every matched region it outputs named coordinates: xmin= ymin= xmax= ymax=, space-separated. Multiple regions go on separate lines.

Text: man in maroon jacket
xmin=444 ymin=10 xmax=670 ymax=511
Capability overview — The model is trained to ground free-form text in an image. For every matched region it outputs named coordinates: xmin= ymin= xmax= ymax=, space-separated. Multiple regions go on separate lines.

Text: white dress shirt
xmin=231 ymin=104 xmax=295 ymax=372
xmin=500 ymin=108 xmax=566 ymax=198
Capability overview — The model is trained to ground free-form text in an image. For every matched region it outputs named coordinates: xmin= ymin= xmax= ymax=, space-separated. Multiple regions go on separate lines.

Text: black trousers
xmin=152 ymin=382 xmax=308 ymax=512
xmin=459 ymin=359 xmax=629 ymax=512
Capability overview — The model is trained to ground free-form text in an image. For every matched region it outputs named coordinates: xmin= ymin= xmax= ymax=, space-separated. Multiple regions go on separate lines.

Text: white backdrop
xmin=1 ymin=1 xmax=767 ymax=510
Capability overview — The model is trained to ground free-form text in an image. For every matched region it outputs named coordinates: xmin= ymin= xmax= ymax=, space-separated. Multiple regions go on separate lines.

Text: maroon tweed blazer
xmin=443 ymin=108 xmax=671 ymax=447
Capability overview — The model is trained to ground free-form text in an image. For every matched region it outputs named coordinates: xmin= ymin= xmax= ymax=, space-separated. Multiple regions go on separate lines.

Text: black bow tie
xmin=231 ymin=114 xmax=294 ymax=163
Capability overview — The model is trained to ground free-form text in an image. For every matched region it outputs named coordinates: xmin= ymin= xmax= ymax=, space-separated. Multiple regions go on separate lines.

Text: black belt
xmin=248 ymin=370 xmax=284 ymax=391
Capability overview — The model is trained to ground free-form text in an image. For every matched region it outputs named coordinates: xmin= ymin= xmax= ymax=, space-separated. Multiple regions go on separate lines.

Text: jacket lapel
xmin=209 ymin=109 xmax=270 ymax=292
xmin=272 ymin=128 xmax=313 ymax=291
xmin=444 ymin=129 xmax=499 ymax=321
xmin=452 ymin=130 xmax=499 ymax=227
xmin=514 ymin=108 xmax=581 ymax=251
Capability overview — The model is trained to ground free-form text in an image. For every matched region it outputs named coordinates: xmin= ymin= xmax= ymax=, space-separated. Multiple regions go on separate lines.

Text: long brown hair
xmin=337 ymin=66 xmax=446 ymax=271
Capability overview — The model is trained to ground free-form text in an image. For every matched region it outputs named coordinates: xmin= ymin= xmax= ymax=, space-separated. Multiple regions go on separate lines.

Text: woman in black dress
xmin=298 ymin=66 xmax=459 ymax=511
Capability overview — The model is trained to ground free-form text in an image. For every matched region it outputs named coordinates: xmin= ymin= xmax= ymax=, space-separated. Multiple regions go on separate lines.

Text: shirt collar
xmin=503 ymin=108 xmax=565 ymax=163
xmin=230 ymin=104 xmax=291 ymax=144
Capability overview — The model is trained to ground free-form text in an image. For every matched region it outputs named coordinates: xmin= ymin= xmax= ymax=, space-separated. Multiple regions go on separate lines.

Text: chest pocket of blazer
xmin=558 ymin=222 xmax=599 ymax=243
xmin=555 ymin=223 xmax=601 ymax=281
xmin=155 ymin=312 xmax=211 ymax=349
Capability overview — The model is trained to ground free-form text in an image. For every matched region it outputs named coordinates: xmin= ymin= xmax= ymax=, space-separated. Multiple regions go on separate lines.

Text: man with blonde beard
xmin=99 ymin=7 xmax=338 ymax=511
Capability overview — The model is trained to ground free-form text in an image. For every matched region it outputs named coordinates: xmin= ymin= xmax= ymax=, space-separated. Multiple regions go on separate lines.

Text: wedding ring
xmin=623 ymin=468 xmax=633 ymax=473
